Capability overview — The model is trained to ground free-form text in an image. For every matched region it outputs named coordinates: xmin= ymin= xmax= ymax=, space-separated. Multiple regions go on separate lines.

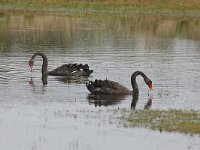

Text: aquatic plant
xmin=126 ymin=109 xmax=200 ymax=135
xmin=0 ymin=0 xmax=200 ymax=14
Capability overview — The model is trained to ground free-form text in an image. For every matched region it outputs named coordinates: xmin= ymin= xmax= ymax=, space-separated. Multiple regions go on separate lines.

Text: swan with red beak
xmin=86 ymin=70 xmax=152 ymax=95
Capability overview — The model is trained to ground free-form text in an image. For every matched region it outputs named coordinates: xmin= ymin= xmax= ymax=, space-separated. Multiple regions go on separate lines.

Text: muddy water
xmin=0 ymin=13 xmax=200 ymax=150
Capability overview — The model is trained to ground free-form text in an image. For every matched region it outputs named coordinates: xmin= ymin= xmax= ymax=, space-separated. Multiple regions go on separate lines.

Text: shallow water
xmin=0 ymin=13 xmax=200 ymax=150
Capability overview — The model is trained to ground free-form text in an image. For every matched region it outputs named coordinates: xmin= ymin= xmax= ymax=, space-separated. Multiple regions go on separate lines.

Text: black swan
xmin=86 ymin=70 xmax=152 ymax=95
xmin=29 ymin=52 xmax=93 ymax=76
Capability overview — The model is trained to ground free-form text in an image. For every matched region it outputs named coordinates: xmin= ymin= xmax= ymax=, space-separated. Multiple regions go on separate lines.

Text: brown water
xmin=0 ymin=13 xmax=200 ymax=150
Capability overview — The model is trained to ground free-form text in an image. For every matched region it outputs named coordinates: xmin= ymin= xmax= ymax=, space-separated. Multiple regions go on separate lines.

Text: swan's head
xmin=29 ymin=59 xmax=34 ymax=72
xmin=145 ymin=79 xmax=153 ymax=91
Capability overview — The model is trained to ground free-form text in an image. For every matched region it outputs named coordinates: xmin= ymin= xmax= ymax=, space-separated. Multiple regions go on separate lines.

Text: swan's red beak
xmin=149 ymin=83 xmax=153 ymax=91
xmin=29 ymin=64 xmax=33 ymax=72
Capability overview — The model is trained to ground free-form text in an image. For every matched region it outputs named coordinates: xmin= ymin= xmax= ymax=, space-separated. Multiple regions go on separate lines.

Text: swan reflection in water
xmin=28 ymin=77 xmax=47 ymax=95
xmin=88 ymin=93 xmax=152 ymax=109
xmin=29 ymin=76 xmax=48 ymax=86
xmin=55 ymin=76 xmax=89 ymax=84
xmin=131 ymin=93 xmax=152 ymax=110
xmin=28 ymin=76 xmax=89 ymax=96
xmin=88 ymin=94 xmax=128 ymax=107
xmin=29 ymin=76 xmax=89 ymax=86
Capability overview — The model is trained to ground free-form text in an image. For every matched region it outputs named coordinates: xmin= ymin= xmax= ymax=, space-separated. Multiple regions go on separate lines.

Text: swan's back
xmin=48 ymin=63 xmax=93 ymax=76
xmin=86 ymin=79 xmax=132 ymax=95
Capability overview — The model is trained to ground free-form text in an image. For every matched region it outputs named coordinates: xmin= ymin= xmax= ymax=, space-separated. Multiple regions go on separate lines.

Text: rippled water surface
xmin=0 ymin=13 xmax=200 ymax=150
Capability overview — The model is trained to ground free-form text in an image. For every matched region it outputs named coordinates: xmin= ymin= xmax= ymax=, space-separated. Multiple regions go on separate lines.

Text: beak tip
xmin=29 ymin=65 xmax=33 ymax=72
xmin=149 ymin=84 xmax=153 ymax=91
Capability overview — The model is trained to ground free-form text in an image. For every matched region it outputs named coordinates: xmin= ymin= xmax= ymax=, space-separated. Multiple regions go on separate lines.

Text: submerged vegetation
xmin=0 ymin=0 xmax=200 ymax=14
xmin=64 ymin=108 xmax=200 ymax=135
xmin=124 ymin=109 xmax=200 ymax=135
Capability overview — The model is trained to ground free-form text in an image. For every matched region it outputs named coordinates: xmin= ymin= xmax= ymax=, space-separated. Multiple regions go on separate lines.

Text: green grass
xmin=125 ymin=109 xmax=200 ymax=135
xmin=1 ymin=0 xmax=200 ymax=15
xmin=75 ymin=108 xmax=200 ymax=135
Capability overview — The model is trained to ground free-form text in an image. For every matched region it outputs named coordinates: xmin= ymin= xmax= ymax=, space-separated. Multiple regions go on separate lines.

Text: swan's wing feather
xmin=86 ymin=79 xmax=131 ymax=94
xmin=94 ymin=79 xmax=125 ymax=90
xmin=48 ymin=63 xmax=93 ymax=76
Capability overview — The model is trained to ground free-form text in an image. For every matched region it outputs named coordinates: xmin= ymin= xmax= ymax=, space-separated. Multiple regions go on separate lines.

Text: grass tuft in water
xmin=126 ymin=109 xmax=200 ymax=135
xmin=0 ymin=0 xmax=200 ymax=15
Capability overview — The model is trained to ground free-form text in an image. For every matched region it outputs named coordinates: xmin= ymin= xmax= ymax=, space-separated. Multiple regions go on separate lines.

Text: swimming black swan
xmin=29 ymin=52 xmax=93 ymax=76
xmin=86 ymin=70 xmax=152 ymax=95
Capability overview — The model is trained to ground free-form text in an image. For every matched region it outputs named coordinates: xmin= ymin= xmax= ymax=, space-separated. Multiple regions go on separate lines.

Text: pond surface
xmin=0 ymin=13 xmax=200 ymax=150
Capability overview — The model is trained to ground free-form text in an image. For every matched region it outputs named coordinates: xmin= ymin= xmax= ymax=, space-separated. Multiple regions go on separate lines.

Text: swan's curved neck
xmin=31 ymin=52 xmax=48 ymax=76
xmin=131 ymin=71 xmax=148 ymax=93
